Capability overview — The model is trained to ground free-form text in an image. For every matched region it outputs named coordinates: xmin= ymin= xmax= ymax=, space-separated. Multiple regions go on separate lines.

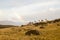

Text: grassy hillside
xmin=0 ymin=19 xmax=60 ymax=40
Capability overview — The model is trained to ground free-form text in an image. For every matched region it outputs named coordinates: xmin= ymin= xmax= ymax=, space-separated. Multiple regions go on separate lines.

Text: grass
xmin=0 ymin=20 xmax=60 ymax=40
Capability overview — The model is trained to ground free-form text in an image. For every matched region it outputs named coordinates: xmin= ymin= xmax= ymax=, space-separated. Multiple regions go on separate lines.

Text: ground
xmin=0 ymin=21 xmax=60 ymax=40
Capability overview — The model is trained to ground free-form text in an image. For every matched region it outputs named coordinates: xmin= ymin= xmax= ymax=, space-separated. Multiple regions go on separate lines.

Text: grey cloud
xmin=23 ymin=8 xmax=60 ymax=22
xmin=0 ymin=0 xmax=60 ymax=8
xmin=0 ymin=0 xmax=60 ymax=23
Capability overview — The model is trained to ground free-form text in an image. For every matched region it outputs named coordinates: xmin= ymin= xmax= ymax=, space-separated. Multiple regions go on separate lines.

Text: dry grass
xmin=0 ymin=20 xmax=60 ymax=40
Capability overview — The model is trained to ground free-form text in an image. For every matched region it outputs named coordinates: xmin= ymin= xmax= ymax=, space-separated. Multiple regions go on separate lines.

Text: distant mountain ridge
xmin=0 ymin=20 xmax=22 ymax=26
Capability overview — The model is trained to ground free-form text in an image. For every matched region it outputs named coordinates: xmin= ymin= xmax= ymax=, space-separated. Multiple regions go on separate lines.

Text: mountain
xmin=0 ymin=20 xmax=22 ymax=26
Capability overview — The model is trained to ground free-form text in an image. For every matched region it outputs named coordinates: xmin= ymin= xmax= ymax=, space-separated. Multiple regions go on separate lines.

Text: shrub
xmin=25 ymin=30 xmax=40 ymax=36
xmin=57 ymin=24 xmax=60 ymax=26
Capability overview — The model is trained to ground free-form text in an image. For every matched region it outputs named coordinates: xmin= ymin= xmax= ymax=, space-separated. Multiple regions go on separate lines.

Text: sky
xmin=0 ymin=0 xmax=60 ymax=24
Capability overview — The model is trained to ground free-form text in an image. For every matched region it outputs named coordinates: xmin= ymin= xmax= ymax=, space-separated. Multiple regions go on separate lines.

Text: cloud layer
xmin=0 ymin=0 xmax=60 ymax=24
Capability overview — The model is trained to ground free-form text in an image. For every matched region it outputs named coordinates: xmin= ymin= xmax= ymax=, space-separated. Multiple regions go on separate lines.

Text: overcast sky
xmin=0 ymin=0 xmax=60 ymax=23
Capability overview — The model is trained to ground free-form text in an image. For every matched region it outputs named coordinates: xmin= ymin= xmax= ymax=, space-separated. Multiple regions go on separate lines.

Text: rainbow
xmin=10 ymin=13 xmax=25 ymax=22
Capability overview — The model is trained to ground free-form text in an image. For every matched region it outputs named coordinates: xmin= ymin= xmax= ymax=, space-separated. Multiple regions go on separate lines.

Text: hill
xmin=0 ymin=18 xmax=60 ymax=40
xmin=0 ymin=25 xmax=18 ymax=29
xmin=0 ymin=21 xmax=22 ymax=26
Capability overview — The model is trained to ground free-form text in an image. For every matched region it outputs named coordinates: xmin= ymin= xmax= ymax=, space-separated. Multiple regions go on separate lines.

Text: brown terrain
xmin=0 ymin=18 xmax=60 ymax=40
